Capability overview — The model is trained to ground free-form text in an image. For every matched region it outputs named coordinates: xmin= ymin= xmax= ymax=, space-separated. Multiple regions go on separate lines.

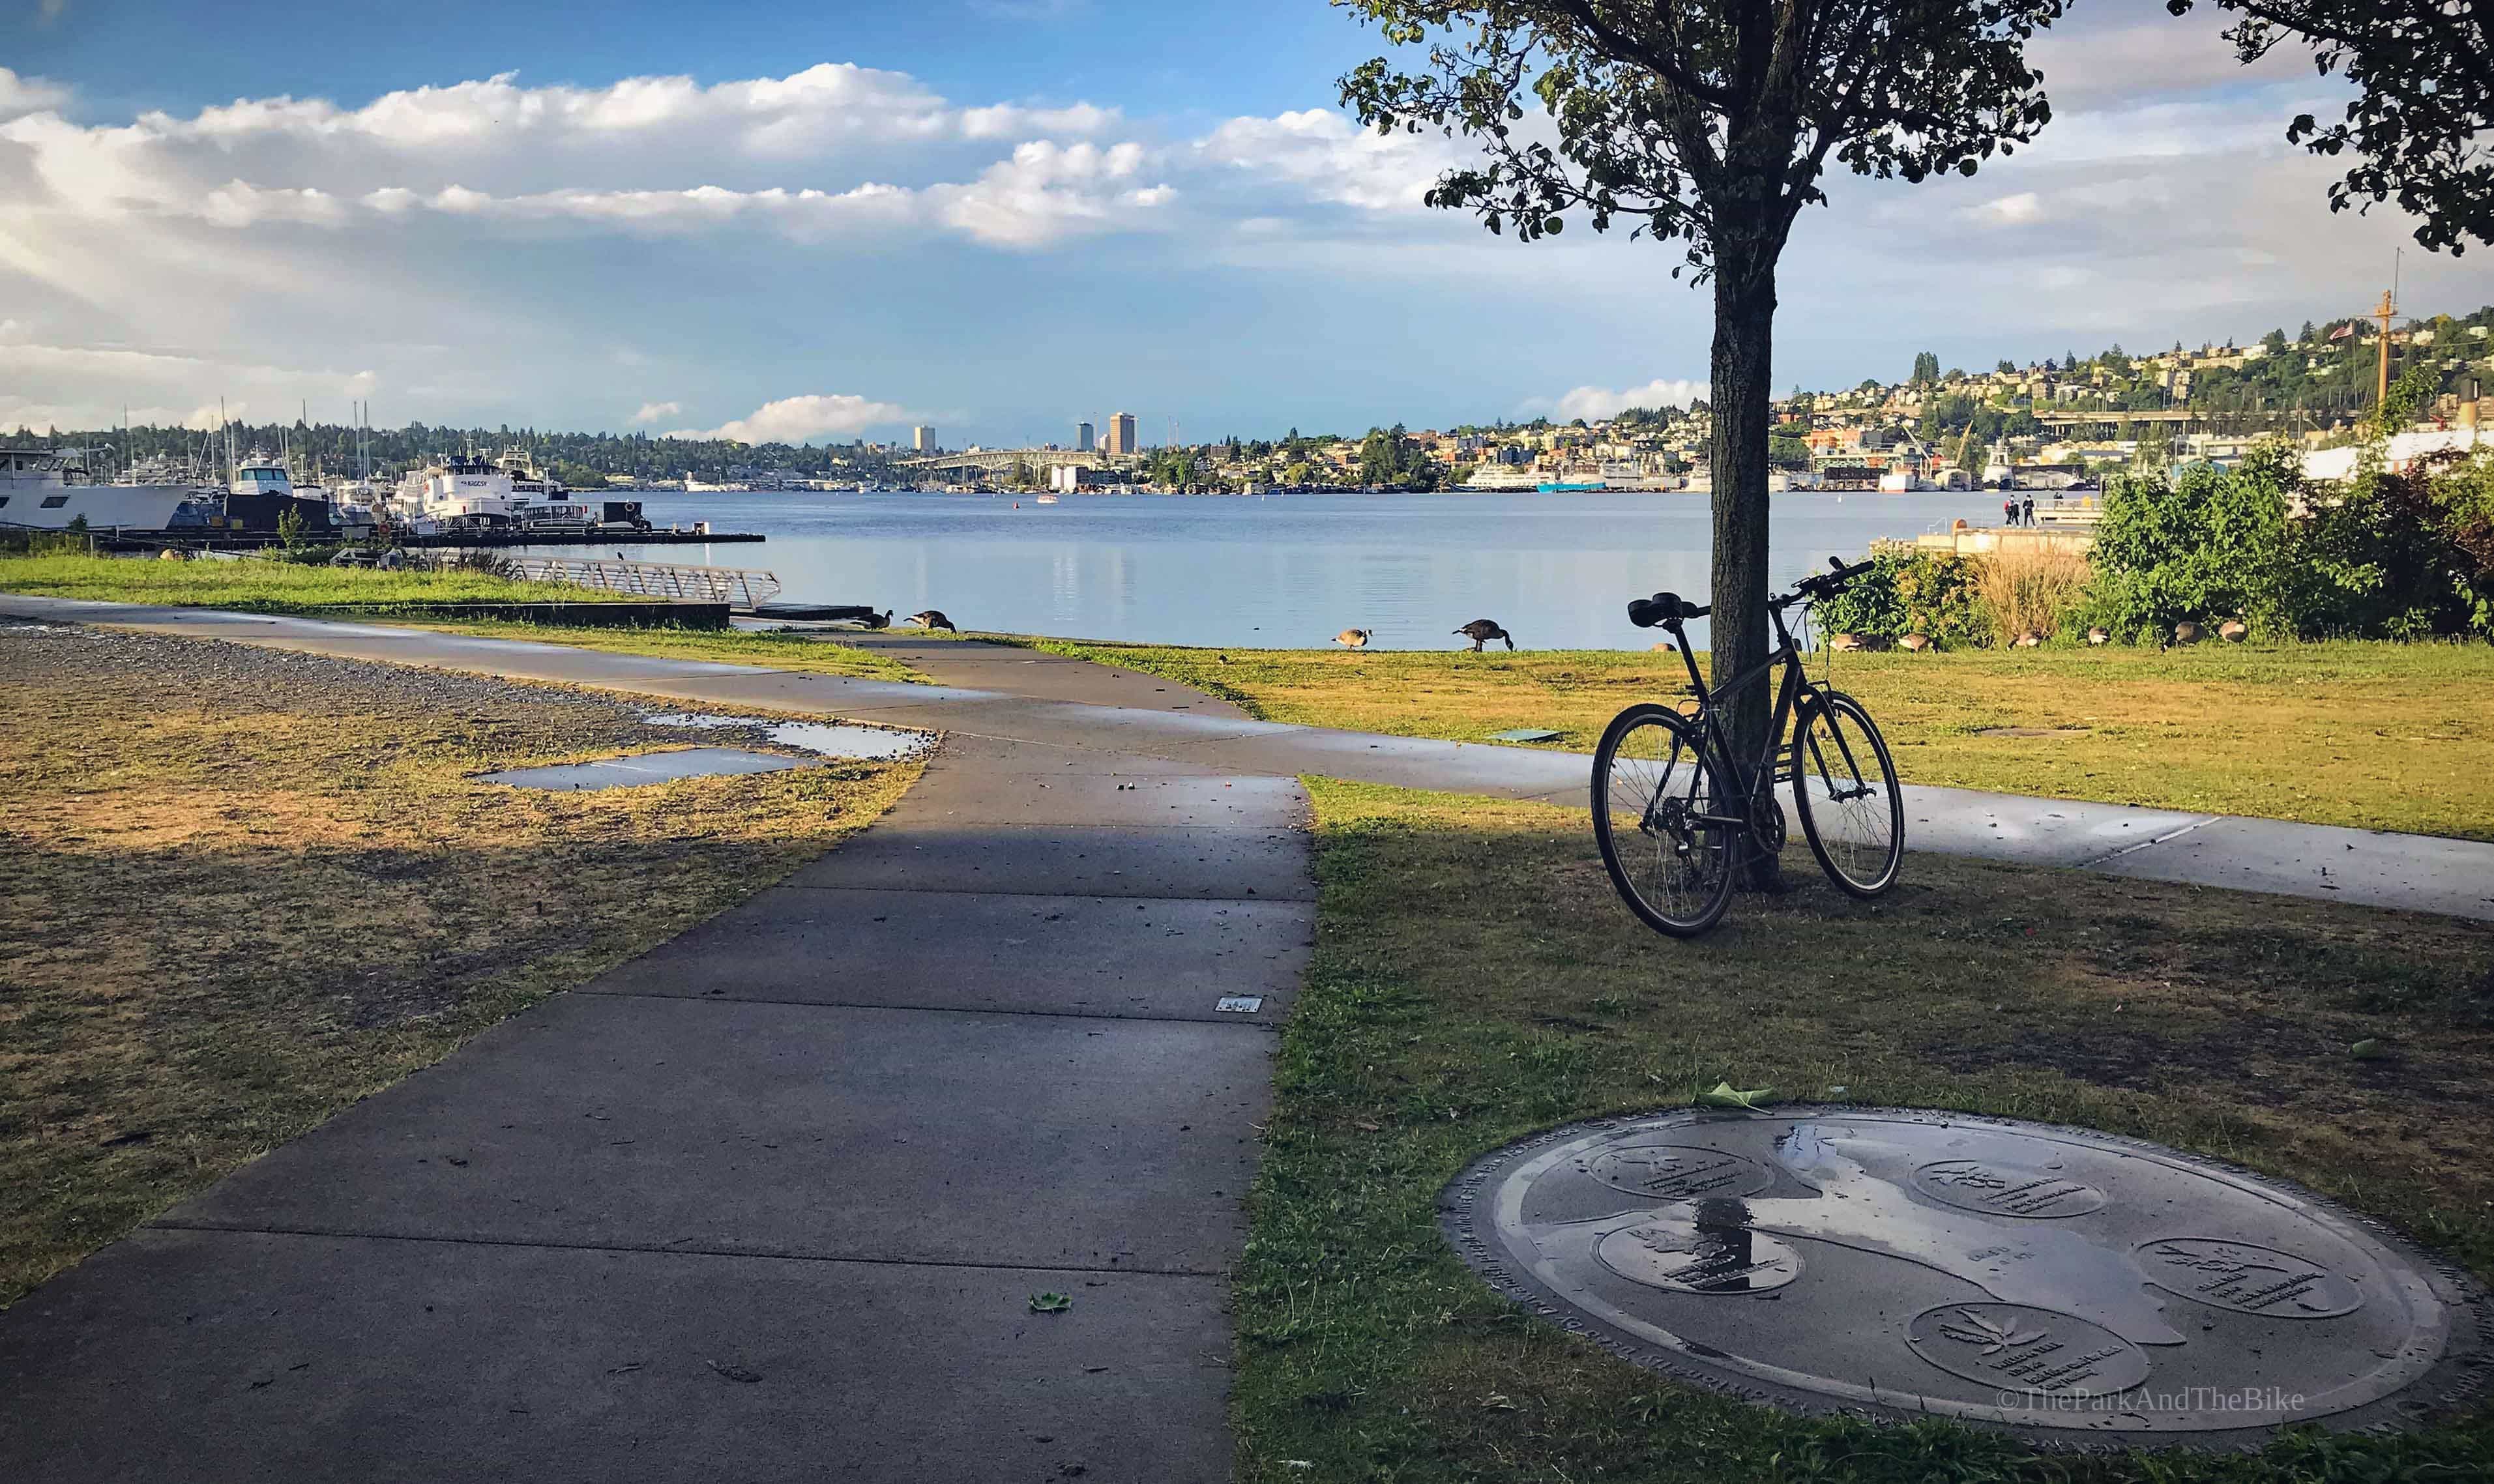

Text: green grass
xmin=0 ymin=630 xmax=919 ymax=1306
xmin=1237 ymin=778 xmax=2494 ymax=1481
xmin=1020 ymin=637 xmax=2494 ymax=841
xmin=408 ymin=621 xmax=929 ymax=683
xmin=0 ymin=551 xmax=641 ymax=613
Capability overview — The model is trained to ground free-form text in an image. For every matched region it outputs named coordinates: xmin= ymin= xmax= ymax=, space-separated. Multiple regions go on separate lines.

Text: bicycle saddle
xmin=1628 ymin=592 xmax=1709 ymax=627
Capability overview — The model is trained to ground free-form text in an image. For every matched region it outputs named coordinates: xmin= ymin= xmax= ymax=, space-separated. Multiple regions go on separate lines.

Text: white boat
xmin=1033 ymin=493 xmax=1059 ymax=504
xmin=1462 ymin=465 xmax=1541 ymax=491
xmin=229 ymin=451 xmax=298 ymax=500
xmin=385 ymin=451 xmax=600 ymax=534
xmin=1 ymin=445 xmax=205 ymax=532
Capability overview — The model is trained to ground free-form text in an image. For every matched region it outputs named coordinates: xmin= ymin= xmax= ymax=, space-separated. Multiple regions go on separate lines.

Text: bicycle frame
xmin=1651 ymin=601 xmax=1871 ymax=823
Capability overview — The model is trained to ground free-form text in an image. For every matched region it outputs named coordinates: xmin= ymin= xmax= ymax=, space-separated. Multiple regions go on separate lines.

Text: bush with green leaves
xmin=2083 ymin=443 xmax=2295 ymax=640
xmin=2083 ymin=375 xmax=2494 ymax=642
xmin=2285 ymin=449 xmax=2494 ymax=639
xmin=1812 ymin=542 xmax=1987 ymax=647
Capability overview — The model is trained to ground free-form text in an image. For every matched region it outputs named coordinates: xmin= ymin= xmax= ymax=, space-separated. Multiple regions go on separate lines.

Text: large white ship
xmin=0 ymin=446 xmax=211 ymax=532
xmin=385 ymin=450 xmax=599 ymax=534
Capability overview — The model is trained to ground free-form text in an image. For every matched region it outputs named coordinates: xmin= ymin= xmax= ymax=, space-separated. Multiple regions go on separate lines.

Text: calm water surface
xmin=548 ymin=489 xmax=1996 ymax=650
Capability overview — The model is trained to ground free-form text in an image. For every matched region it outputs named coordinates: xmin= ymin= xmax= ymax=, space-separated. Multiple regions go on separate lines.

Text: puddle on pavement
xmin=478 ymin=747 xmax=817 ymax=791
xmin=643 ymin=711 xmax=932 ymax=761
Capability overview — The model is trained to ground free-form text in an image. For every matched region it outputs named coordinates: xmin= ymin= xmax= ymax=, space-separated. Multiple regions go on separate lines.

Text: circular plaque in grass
xmin=1440 ymin=1107 xmax=2489 ymax=1446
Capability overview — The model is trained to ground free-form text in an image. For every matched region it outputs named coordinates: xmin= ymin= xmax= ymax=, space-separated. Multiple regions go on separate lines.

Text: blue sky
xmin=5 ymin=1 xmax=2488 ymax=445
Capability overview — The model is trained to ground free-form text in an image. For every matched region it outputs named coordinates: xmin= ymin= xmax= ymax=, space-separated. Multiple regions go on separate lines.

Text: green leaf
xmin=1029 ymin=1290 xmax=1074 ymax=1313
xmin=1695 ymin=1081 xmax=1776 ymax=1110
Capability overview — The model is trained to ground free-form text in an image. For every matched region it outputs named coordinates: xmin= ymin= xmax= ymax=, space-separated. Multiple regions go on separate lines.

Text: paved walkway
xmin=0 ymin=604 xmax=1308 ymax=1482
xmin=3 ymin=595 xmax=2487 ymax=921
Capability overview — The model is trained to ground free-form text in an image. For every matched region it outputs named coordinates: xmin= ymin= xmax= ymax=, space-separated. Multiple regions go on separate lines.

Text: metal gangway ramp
xmin=508 ymin=557 xmax=784 ymax=610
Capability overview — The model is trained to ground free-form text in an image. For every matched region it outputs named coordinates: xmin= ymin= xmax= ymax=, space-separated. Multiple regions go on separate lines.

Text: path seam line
xmin=141 ymin=1220 xmax=1228 ymax=1279
xmin=2077 ymin=815 xmax=2225 ymax=868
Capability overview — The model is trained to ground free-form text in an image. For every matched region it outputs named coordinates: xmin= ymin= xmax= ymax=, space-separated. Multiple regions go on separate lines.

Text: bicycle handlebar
xmin=1778 ymin=555 xmax=1877 ymax=608
xmin=1629 ymin=556 xmax=1871 ymax=629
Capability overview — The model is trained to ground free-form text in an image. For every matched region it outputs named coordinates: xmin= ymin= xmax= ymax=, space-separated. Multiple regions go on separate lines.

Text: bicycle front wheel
xmin=1592 ymin=704 xmax=1738 ymax=938
xmin=1791 ymin=691 xmax=1904 ymax=897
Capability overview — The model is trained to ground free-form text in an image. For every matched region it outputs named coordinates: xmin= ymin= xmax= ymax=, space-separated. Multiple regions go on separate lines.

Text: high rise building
xmin=1109 ymin=412 xmax=1138 ymax=456
xmin=1077 ymin=421 xmax=1094 ymax=453
xmin=913 ymin=425 xmax=935 ymax=452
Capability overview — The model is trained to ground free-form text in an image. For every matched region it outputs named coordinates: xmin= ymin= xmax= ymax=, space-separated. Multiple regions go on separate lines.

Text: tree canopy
xmin=1338 ymin=1 xmax=2064 ymax=278
xmin=2173 ymin=0 xmax=2492 ymax=254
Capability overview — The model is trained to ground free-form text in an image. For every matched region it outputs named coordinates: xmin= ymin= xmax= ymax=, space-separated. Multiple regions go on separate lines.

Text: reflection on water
xmin=527 ymin=489 xmax=1999 ymax=650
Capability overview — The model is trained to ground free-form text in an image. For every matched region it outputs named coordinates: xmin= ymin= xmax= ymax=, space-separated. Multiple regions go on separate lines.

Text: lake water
xmin=546 ymin=489 xmax=1997 ymax=650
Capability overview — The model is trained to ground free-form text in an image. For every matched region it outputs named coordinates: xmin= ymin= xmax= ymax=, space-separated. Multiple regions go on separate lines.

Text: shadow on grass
xmin=1234 ymin=779 xmax=2494 ymax=1482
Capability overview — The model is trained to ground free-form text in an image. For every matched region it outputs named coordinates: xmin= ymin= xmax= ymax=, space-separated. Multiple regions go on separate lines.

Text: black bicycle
xmin=1592 ymin=557 xmax=1905 ymax=937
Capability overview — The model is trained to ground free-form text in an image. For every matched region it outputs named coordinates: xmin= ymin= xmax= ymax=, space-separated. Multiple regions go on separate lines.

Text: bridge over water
xmin=886 ymin=449 xmax=1145 ymax=480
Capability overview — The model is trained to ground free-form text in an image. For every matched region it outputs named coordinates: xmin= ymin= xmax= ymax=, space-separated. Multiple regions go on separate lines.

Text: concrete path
xmin=0 ymin=604 xmax=1309 ymax=1482
xmin=3 ymin=594 xmax=2487 ymax=921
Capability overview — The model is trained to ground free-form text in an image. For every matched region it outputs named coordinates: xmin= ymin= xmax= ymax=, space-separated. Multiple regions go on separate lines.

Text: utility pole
xmin=2375 ymin=287 xmax=2398 ymax=411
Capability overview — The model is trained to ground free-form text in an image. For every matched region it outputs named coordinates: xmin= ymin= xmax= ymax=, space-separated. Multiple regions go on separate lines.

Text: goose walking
xmin=1455 ymin=618 xmax=1513 ymax=653
xmin=1334 ymin=628 xmax=1372 ymax=648
xmin=859 ymin=609 xmax=893 ymax=631
xmin=909 ymin=610 xmax=958 ymax=632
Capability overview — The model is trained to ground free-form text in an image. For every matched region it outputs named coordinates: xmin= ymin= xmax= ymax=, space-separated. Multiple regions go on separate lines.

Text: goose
xmin=1898 ymin=632 xmax=1932 ymax=652
xmin=2218 ymin=618 xmax=2248 ymax=643
xmin=2171 ymin=620 xmax=2204 ymax=645
xmin=859 ymin=609 xmax=893 ymax=631
xmin=1455 ymin=618 xmax=1514 ymax=652
xmin=2086 ymin=626 xmax=2111 ymax=646
xmin=1828 ymin=632 xmax=1868 ymax=652
xmin=909 ymin=610 xmax=957 ymax=632
xmin=2012 ymin=631 xmax=2042 ymax=648
xmin=1334 ymin=628 xmax=1372 ymax=648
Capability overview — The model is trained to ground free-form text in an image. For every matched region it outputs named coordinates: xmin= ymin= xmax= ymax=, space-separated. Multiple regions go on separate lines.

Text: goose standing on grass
xmin=1334 ymin=628 xmax=1372 ymax=648
xmin=909 ymin=610 xmax=958 ymax=632
xmin=1455 ymin=618 xmax=1514 ymax=653
xmin=860 ymin=609 xmax=893 ymax=631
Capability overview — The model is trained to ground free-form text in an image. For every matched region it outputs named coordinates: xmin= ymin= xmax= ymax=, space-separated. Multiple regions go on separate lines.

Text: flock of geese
xmin=842 ymin=610 xmax=2238 ymax=654
xmin=1334 ymin=619 xmax=1515 ymax=652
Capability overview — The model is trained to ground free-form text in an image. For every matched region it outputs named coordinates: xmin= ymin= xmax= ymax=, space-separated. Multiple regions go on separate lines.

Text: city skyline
xmin=4 ymin=1 xmax=2487 ymax=447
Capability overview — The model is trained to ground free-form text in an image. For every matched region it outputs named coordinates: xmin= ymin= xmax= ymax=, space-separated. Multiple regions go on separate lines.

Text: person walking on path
xmin=2021 ymin=494 xmax=2035 ymax=527
xmin=2003 ymin=495 xmax=2017 ymax=527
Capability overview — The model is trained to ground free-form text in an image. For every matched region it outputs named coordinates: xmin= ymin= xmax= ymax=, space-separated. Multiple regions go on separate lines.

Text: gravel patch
xmin=0 ymin=620 xmax=795 ymax=757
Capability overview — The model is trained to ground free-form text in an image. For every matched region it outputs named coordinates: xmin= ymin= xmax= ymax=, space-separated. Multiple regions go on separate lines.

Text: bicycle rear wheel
xmin=1791 ymin=691 xmax=1904 ymax=897
xmin=1592 ymin=703 xmax=1739 ymax=937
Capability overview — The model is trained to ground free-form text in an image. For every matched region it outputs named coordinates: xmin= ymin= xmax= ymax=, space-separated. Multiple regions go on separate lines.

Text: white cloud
xmin=631 ymin=400 xmax=682 ymax=424
xmin=1194 ymin=108 xmax=1452 ymax=212
xmin=666 ymin=394 xmax=912 ymax=444
xmin=0 ymin=67 xmax=70 ymax=119
xmin=1529 ymin=379 xmax=1707 ymax=422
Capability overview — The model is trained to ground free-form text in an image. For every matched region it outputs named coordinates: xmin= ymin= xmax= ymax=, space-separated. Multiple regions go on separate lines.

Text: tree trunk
xmin=1707 ymin=244 xmax=1781 ymax=886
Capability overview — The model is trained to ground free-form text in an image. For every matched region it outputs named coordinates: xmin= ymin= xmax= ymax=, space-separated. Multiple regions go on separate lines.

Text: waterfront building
xmin=913 ymin=425 xmax=935 ymax=452
xmin=1077 ymin=421 xmax=1094 ymax=453
xmin=1108 ymin=412 xmax=1138 ymax=455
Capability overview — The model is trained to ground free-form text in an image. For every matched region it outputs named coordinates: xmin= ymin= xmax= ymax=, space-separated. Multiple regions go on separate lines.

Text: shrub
xmin=1813 ymin=540 xmax=1986 ymax=647
xmin=2083 ymin=443 xmax=2295 ymax=639
xmin=2283 ymin=447 xmax=2494 ymax=639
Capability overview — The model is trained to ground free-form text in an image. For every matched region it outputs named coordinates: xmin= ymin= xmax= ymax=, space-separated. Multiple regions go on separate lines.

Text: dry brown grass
xmin=1972 ymin=545 xmax=2092 ymax=643
xmin=0 ymin=628 xmax=919 ymax=1306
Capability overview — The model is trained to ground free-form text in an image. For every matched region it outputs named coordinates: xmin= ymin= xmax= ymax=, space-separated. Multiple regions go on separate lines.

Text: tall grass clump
xmin=1973 ymin=545 xmax=2091 ymax=643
